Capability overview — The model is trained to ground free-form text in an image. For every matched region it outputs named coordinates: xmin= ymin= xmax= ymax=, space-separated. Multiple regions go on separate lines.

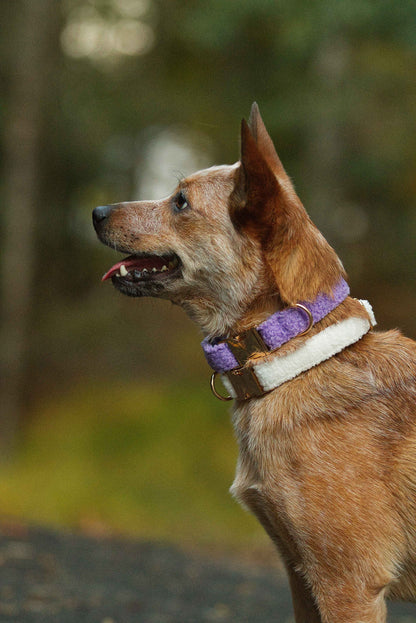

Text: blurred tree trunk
xmin=0 ymin=0 xmax=59 ymax=459
xmin=306 ymin=37 xmax=350 ymax=223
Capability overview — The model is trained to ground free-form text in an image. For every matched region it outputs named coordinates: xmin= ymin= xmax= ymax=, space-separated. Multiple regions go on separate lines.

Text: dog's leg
xmin=238 ymin=483 xmax=391 ymax=623
xmin=309 ymin=581 xmax=388 ymax=623
xmin=286 ymin=546 xmax=391 ymax=623
xmin=238 ymin=484 xmax=322 ymax=623
xmin=286 ymin=566 xmax=322 ymax=623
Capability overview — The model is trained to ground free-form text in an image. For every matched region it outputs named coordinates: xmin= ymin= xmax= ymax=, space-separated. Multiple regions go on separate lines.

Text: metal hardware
xmin=210 ymin=372 xmax=233 ymax=401
xmin=210 ymin=303 xmax=314 ymax=402
xmin=210 ymin=365 xmax=266 ymax=402
xmin=224 ymin=366 xmax=265 ymax=401
xmin=295 ymin=303 xmax=314 ymax=336
xmin=225 ymin=327 xmax=268 ymax=365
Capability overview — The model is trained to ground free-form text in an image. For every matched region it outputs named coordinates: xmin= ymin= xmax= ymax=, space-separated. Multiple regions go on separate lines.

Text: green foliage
xmin=0 ymin=381 xmax=264 ymax=547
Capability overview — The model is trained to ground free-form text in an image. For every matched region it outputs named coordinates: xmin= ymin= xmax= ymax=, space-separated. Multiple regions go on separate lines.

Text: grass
xmin=0 ymin=381 xmax=265 ymax=549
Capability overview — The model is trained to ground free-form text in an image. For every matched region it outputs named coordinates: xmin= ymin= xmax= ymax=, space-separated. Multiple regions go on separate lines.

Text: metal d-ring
xmin=210 ymin=372 xmax=233 ymax=401
xmin=295 ymin=303 xmax=314 ymax=336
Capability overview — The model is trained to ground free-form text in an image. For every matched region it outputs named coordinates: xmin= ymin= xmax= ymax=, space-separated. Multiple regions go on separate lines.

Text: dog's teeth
xmin=161 ymin=265 xmax=168 ymax=272
xmin=152 ymin=267 xmax=158 ymax=273
xmin=142 ymin=268 xmax=148 ymax=274
xmin=119 ymin=264 xmax=128 ymax=277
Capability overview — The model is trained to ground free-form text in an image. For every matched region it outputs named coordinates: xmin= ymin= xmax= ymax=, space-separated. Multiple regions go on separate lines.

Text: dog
xmin=93 ymin=103 xmax=416 ymax=622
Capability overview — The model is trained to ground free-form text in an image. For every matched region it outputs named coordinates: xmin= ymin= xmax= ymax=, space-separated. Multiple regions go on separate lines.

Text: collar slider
xmin=225 ymin=327 xmax=268 ymax=365
xmin=211 ymin=366 xmax=266 ymax=402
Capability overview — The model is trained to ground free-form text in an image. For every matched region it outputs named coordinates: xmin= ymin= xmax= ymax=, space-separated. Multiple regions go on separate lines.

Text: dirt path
xmin=0 ymin=524 xmax=415 ymax=622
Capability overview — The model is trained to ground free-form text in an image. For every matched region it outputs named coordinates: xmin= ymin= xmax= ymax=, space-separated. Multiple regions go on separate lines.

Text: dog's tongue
xmin=101 ymin=256 xmax=167 ymax=281
xmin=102 ymin=259 xmax=133 ymax=282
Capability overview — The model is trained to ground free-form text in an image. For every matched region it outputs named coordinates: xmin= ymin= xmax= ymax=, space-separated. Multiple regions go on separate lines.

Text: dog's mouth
xmin=102 ymin=252 xmax=182 ymax=296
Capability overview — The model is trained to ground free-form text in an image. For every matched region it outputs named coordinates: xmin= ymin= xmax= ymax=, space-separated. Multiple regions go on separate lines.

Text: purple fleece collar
xmin=202 ymin=279 xmax=350 ymax=373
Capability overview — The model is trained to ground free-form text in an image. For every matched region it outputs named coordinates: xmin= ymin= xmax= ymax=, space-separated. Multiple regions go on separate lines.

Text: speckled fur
xmin=95 ymin=104 xmax=416 ymax=622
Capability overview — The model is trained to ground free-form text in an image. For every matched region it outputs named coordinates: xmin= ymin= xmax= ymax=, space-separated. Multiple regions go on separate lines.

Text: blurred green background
xmin=0 ymin=0 xmax=415 ymax=551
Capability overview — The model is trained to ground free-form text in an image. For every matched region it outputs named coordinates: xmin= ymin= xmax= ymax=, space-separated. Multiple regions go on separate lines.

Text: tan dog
xmin=93 ymin=104 xmax=416 ymax=622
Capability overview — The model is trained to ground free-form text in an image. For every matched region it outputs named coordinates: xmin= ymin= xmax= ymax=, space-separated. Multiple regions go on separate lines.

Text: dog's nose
xmin=92 ymin=205 xmax=112 ymax=230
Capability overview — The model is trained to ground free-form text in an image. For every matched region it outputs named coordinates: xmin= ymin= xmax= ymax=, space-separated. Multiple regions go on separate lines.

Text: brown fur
xmin=93 ymin=104 xmax=416 ymax=622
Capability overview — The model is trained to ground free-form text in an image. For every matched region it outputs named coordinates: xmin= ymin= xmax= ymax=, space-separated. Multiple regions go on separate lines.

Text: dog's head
xmin=93 ymin=104 xmax=345 ymax=336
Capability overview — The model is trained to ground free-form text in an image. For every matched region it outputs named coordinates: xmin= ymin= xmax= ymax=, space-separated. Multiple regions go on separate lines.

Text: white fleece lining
xmin=358 ymin=299 xmax=376 ymax=327
xmin=221 ymin=301 xmax=375 ymax=399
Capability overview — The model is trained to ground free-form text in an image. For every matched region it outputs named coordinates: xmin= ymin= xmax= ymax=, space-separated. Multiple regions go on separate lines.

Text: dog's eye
xmin=173 ymin=192 xmax=190 ymax=213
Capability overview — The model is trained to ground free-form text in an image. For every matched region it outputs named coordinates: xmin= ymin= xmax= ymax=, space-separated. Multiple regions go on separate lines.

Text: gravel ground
xmin=0 ymin=523 xmax=415 ymax=623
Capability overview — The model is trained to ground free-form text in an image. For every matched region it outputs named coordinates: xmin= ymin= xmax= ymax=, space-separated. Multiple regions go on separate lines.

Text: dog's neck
xmin=229 ymin=288 xmax=287 ymax=338
xmin=202 ymin=279 xmax=350 ymax=370
xmin=201 ymin=280 xmax=376 ymax=401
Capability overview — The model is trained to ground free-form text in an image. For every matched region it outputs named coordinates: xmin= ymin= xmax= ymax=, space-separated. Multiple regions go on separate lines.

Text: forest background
xmin=0 ymin=0 xmax=415 ymax=551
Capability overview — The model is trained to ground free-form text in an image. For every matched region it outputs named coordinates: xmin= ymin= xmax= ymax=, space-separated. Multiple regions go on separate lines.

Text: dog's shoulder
xmin=343 ymin=328 xmax=416 ymax=377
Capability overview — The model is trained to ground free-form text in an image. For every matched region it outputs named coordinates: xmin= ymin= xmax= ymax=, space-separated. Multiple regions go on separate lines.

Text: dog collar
xmin=202 ymin=278 xmax=350 ymax=373
xmin=211 ymin=304 xmax=375 ymax=401
xmin=202 ymin=280 xmax=376 ymax=401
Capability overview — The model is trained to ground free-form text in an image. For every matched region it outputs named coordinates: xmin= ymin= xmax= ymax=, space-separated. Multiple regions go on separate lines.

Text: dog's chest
xmin=229 ymin=391 xmax=313 ymax=558
xmin=230 ymin=391 xmax=299 ymax=492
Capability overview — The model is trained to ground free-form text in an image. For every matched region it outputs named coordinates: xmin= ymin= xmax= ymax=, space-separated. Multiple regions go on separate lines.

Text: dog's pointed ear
xmin=240 ymin=117 xmax=280 ymax=206
xmin=232 ymin=104 xmax=346 ymax=305
xmin=232 ymin=105 xmax=290 ymax=233
xmin=230 ymin=109 xmax=285 ymax=232
xmin=247 ymin=102 xmax=290 ymax=183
